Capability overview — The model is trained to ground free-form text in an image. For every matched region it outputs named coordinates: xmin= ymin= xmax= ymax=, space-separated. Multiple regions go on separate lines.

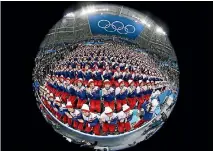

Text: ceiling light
xmin=65 ymin=12 xmax=75 ymax=17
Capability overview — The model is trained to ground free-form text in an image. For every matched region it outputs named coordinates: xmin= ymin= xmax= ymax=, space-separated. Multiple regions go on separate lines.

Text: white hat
xmin=88 ymin=79 xmax=94 ymax=85
xmin=122 ymin=104 xmax=130 ymax=112
xmin=152 ymin=99 xmax=159 ymax=107
xmin=61 ymin=104 xmax=66 ymax=108
xmin=66 ymin=102 xmax=73 ymax=108
xmin=139 ymin=80 xmax=143 ymax=84
xmin=49 ymin=93 xmax=54 ymax=98
xmin=115 ymin=66 xmax=120 ymax=70
xmin=104 ymin=79 xmax=111 ymax=85
xmin=81 ymin=104 xmax=90 ymax=112
xmin=77 ymin=78 xmax=83 ymax=83
xmin=105 ymin=106 xmax=113 ymax=115
xmin=128 ymin=79 xmax=134 ymax=85
xmin=146 ymin=80 xmax=150 ymax=83
xmin=151 ymin=90 xmax=161 ymax=98
xmin=55 ymin=97 xmax=61 ymax=103
xmin=155 ymin=90 xmax=161 ymax=95
xmin=55 ymin=97 xmax=60 ymax=101
xmin=118 ymin=79 xmax=124 ymax=84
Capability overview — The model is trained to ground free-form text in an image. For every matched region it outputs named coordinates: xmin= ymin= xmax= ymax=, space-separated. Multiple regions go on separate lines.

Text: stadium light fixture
xmin=147 ymin=24 xmax=151 ymax=28
xmin=156 ymin=26 xmax=166 ymax=35
xmin=81 ymin=6 xmax=97 ymax=15
xmin=65 ymin=12 xmax=75 ymax=17
xmin=141 ymin=20 xmax=151 ymax=28
xmin=141 ymin=20 xmax=147 ymax=24
xmin=81 ymin=9 xmax=87 ymax=15
xmin=88 ymin=6 xmax=96 ymax=13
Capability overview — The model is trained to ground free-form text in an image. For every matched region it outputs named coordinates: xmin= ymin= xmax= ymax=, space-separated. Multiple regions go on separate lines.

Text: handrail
xmin=36 ymin=91 xmax=157 ymax=138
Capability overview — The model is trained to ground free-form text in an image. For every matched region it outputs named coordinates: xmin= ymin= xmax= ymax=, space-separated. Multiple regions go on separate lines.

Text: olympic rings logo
xmin=97 ymin=20 xmax=136 ymax=34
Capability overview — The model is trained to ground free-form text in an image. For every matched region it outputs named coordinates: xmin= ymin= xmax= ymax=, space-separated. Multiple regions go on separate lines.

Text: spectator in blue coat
xmin=133 ymin=99 xmax=159 ymax=129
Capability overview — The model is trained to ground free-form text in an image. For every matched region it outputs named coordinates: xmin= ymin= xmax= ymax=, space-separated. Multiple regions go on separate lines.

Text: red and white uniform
xmin=82 ymin=111 xmax=100 ymax=135
xmin=127 ymin=80 xmax=137 ymax=109
xmin=102 ymin=87 xmax=115 ymax=110
xmin=115 ymin=80 xmax=128 ymax=112
xmin=102 ymin=69 xmax=113 ymax=82
xmin=55 ymin=81 xmax=64 ymax=97
xmin=101 ymin=108 xmax=118 ymax=134
xmin=66 ymin=84 xmax=77 ymax=107
xmin=113 ymin=71 xmax=123 ymax=87
xmin=122 ymin=71 xmax=132 ymax=87
xmin=66 ymin=103 xmax=83 ymax=130
xmin=132 ymin=72 xmax=140 ymax=87
xmin=86 ymin=81 xmax=101 ymax=113
xmin=75 ymin=85 xmax=87 ymax=109
xmin=60 ymin=81 xmax=70 ymax=103
xmin=117 ymin=110 xmax=132 ymax=133
xmin=92 ymin=67 xmax=103 ymax=87
xmin=83 ymin=68 xmax=92 ymax=86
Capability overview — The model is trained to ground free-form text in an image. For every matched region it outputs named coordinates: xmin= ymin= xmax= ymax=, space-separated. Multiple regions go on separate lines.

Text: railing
xmin=36 ymin=91 xmax=157 ymax=147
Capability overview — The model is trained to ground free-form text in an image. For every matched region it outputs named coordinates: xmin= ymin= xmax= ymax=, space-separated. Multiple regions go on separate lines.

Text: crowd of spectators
xmin=35 ymin=41 xmax=178 ymax=136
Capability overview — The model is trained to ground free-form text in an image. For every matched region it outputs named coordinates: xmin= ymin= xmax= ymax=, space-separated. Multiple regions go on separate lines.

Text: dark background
xmin=1 ymin=1 xmax=210 ymax=151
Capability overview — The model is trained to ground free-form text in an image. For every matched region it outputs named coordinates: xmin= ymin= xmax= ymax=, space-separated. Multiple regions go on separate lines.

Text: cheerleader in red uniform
xmin=64 ymin=102 xmax=84 ymax=130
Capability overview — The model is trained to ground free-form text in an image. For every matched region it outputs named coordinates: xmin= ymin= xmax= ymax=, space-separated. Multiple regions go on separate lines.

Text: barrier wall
xmin=36 ymin=92 xmax=157 ymax=150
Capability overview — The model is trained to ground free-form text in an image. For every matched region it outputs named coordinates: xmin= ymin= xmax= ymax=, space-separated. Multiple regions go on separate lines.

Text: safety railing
xmin=36 ymin=90 xmax=157 ymax=146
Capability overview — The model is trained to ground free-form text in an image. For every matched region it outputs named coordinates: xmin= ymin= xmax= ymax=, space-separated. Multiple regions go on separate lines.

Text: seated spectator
xmin=117 ymin=104 xmax=133 ymax=133
xmin=83 ymin=64 xmax=92 ymax=86
xmin=127 ymin=80 xmax=137 ymax=109
xmin=129 ymin=109 xmax=140 ymax=127
xmin=134 ymin=99 xmax=159 ymax=129
xmin=53 ymin=97 xmax=67 ymax=123
xmin=35 ymin=40 xmax=177 ymax=136
xmin=115 ymin=79 xmax=128 ymax=112
xmin=76 ymin=64 xmax=84 ymax=79
xmin=80 ymin=104 xmax=100 ymax=135
xmin=123 ymin=68 xmax=132 ymax=87
xmin=92 ymin=64 xmax=103 ymax=87
xmin=102 ymin=80 xmax=115 ymax=111
xmin=86 ymin=79 xmax=101 ymax=113
xmin=75 ymin=78 xmax=87 ymax=109
xmin=100 ymin=107 xmax=118 ymax=135
xmin=102 ymin=64 xmax=113 ymax=82
xmin=113 ymin=66 xmax=123 ymax=87
xmin=65 ymin=102 xmax=83 ymax=130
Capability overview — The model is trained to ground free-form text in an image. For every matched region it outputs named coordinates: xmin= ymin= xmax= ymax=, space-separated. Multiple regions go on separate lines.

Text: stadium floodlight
xmin=81 ymin=9 xmax=87 ymax=15
xmin=156 ymin=26 xmax=166 ymax=35
xmin=141 ymin=20 xmax=151 ymax=28
xmin=147 ymin=24 xmax=151 ymax=28
xmin=65 ymin=12 xmax=75 ymax=17
xmin=88 ymin=6 xmax=96 ymax=13
xmin=103 ymin=8 xmax=109 ymax=11
xmin=141 ymin=20 xmax=146 ymax=24
xmin=81 ymin=6 xmax=97 ymax=15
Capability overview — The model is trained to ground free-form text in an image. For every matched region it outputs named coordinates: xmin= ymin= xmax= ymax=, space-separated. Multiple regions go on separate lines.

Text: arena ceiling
xmin=39 ymin=5 xmax=177 ymax=61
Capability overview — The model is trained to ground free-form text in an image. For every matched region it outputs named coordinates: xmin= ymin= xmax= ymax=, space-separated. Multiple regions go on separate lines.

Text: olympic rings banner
xmin=88 ymin=14 xmax=144 ymax=40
